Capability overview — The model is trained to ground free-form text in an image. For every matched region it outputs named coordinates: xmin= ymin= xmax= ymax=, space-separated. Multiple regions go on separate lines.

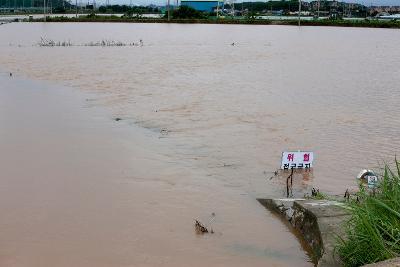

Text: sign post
xmin=281 ymin=151 xmax=314 ymax=170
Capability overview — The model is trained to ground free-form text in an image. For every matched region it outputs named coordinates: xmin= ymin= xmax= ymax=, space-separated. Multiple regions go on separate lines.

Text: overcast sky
xmin=127 ymin=0 xmax=399 ymax=6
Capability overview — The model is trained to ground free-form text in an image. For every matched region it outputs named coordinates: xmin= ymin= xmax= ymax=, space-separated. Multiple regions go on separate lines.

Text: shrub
xmin=170 ymin=6 xmax=207 ymax=19
xmin=337 ymin=161 xmax=400 ymax=266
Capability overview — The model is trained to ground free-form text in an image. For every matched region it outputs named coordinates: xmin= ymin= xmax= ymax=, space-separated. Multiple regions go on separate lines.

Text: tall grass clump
xmin=337 ymin=160 xmax=400 ymax=266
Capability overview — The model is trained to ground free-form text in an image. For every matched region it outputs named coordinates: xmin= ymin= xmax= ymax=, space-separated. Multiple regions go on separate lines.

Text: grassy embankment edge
xmin=336 ymin=160 xmax=400 ymax=266
xmin=29 ymin=15 xmax=400 ymax=29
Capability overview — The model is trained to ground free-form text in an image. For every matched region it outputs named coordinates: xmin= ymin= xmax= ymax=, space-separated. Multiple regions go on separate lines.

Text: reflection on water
xmin=0 ymin=22 xmax=400 ymax=266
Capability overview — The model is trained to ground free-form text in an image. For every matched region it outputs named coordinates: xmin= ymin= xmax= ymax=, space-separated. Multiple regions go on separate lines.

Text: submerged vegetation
xmin=337 ymin=161 xmax=400 ymax=266
xmin=37 ymin=37 xmax=142 ymax=47
xmin=37 ymin=37 xmax=73 ymax=47
xmin=306 ymin=187 xmax=328 ymax=200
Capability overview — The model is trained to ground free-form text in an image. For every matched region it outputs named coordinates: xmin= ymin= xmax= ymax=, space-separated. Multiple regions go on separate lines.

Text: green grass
xmin=337 ymin=160 xmax=400 ymax=266
xmin=311 ymin=191 xmax=327 ymax=200
xmin=305 ymin=188 xmax=328 ymax=200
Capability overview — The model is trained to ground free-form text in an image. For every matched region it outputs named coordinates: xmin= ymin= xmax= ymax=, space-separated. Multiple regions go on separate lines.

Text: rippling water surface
xmin=0 ymin=22 xmax=399 ymax=266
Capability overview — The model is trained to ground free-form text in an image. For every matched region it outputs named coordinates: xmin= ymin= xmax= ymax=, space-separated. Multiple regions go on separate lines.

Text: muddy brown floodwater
xmin=0 ymin=22 xmax=400 ymax=267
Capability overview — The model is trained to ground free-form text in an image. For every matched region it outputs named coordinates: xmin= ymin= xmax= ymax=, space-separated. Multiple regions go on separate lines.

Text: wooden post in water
xmin=286 ymin=168 xmax=294 ymax=198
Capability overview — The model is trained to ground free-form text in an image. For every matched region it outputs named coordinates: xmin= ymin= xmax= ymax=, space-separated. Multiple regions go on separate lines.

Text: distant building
xmin=180 ymin=0 xmax=223 ymax=12
xmin=369 ymin=6 xmax=400 ymax=15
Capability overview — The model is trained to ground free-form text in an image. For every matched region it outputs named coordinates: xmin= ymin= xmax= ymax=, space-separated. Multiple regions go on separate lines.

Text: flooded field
xmin=0 ymin=22 xmax=400 ymax=266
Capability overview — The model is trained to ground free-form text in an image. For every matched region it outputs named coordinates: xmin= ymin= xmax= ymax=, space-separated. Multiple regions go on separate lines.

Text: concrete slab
xmin=258 ymin=198 xmax=350 ymax=267
xmin=297 ymin=200 xmax=350 ymax=218
xmin=363 ymin=258 xmax=400 ymax=267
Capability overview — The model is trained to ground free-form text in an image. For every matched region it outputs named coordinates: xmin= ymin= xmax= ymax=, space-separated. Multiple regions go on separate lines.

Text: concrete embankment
xmin=364 ymin=258 xmax=400 ymax=267
xmin=258 ymin=198 xmax=351 ymax=267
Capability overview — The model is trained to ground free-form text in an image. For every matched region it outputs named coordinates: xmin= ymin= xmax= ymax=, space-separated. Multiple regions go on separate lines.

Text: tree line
xmin=98 ymin=5 xmax=160 ymax=14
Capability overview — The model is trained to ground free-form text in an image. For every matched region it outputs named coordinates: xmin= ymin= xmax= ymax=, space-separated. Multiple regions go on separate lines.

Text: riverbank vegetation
xmin=169 ymin=5 xmax=206 ymax=20
xmin=30 ymin=15 xmax=400 ymax=29
xmin=98 ymin=5 xmax=160 ymax=14
xmin=337 ymin=161 xmax=400 ymax=266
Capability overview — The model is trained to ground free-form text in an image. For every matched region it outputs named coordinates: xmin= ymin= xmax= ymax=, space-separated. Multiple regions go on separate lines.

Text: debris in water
xmin=160 ymin=128 xmax=168 ymax=135
xmin=356 ymin=169 xmax=376 ymax=180
xmin=209 ymin=213 xmax=215 ymax=234
xmin=114 ymin=118 xmax=122 ymax=121
xmin=195 ymin=220 xmax=209 ymax=234
xmin=357 ymin=169 xmax=379 ymax=190
xmin=269 ymin=169 xmax=279 ymax=180
xmin=311 ymin=187 xmax=319 ymax=197
xmin=344 ymin=189 xmax=350 ymax=200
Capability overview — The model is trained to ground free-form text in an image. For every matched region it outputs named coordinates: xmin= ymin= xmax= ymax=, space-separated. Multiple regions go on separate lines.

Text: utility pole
xmin=317 ymin=0 xmax=320 ymax=18
xmin=216 ymin=0 xmax=219 ymax=18
xmin=167 ymin=0 xmax=170 ymax=21
xmin=75 ymin=0 xmax=77 ymax=17
xmin=298 ymin=0 xmax=301 ymax=26
xmin=43 ymin=0 xmax=46 ymax=21
xmin=270 ymin=0 xmax=272 ymax=14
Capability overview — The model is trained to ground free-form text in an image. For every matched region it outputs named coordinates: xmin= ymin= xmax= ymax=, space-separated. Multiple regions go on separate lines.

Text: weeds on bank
xmin=337 ymin=160 xmax=400 ymax=267
xmin=307 ymin=188 xmax=328 ymax=200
